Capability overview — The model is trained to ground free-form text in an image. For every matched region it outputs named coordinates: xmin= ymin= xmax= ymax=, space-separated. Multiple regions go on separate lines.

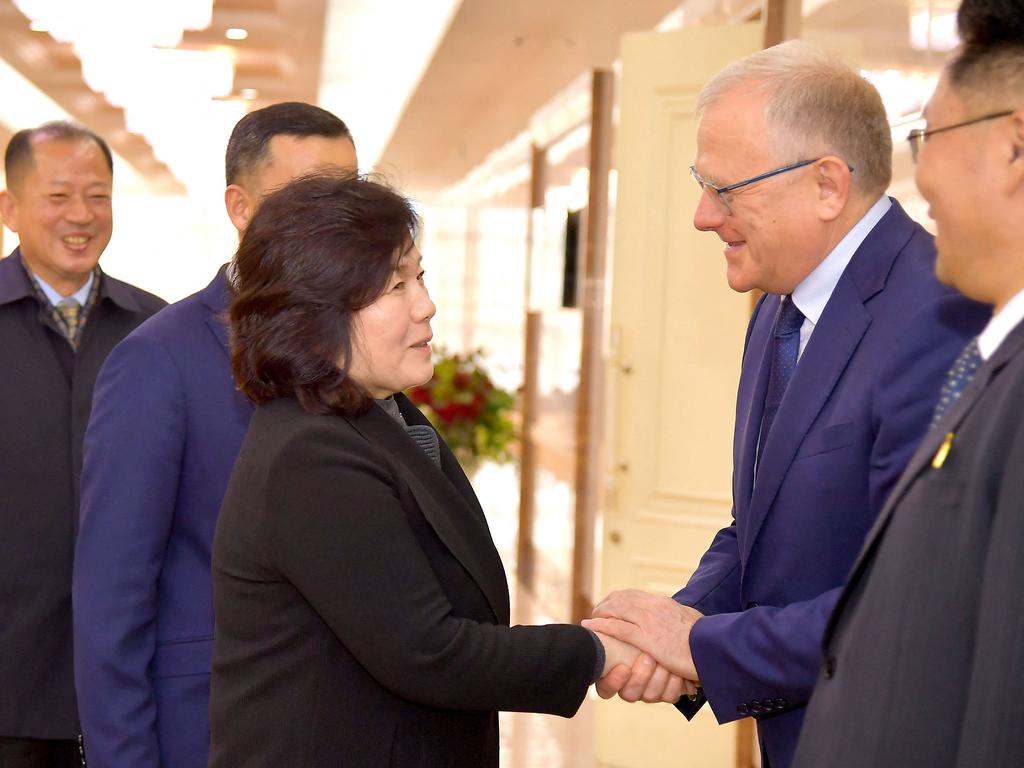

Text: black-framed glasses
xmin=689 ymin=158 xmax=853 ymax=215
xmin=907 ymin=110 xmax=1014 ymax=162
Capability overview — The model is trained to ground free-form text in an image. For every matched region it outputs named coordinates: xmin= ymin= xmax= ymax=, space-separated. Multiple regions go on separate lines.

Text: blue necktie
xmin=758 ymin=296 xmax=805 ymax=461
xmin=931 ymin=338 xmax=981 ymax=426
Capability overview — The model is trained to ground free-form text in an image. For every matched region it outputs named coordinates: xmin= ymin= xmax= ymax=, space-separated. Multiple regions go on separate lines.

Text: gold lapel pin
xmin=931 ymin=432 xmax=954 ymax=469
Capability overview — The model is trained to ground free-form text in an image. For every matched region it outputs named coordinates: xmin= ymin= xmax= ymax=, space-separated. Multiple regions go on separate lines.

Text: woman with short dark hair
xmin=208 ymin=173 xmax=672 ymax=768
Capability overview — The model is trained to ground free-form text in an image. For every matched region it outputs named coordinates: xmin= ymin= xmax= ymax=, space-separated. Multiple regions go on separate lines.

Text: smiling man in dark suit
xmin=0 ymin=122 xmax=165 ymax=768
xmin=793 ymin=2 xmax=1024 ymax=766
xmin=72 ymin=103 xmax=358 ymax=768
xmin=583 ymin=41 xmax=988 ymax=768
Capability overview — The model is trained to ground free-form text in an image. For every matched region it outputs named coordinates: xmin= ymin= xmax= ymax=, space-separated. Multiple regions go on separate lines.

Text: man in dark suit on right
xmin=793 ymin=1 xmax=1024 ymax=766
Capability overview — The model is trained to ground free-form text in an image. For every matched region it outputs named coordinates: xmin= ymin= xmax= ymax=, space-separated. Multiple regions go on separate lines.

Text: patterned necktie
xmin=931 ymin=338 xmax=981 ymax=426
xmin=758 ymin=296 xmax=805 ymax=461
xmin=55 ymin=298 xmax=82 ymax=346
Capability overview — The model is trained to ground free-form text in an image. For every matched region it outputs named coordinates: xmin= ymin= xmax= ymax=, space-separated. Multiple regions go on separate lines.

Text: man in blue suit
xmin=72 ymin=102 xmax=358 ymax=768
xmin=584 ymin=42 xmax=988 ymax=768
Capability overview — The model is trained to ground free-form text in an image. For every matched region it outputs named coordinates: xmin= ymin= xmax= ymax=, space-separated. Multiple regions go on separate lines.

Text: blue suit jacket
xmin=74 ymin=268 xmax=253 ymax=768
xmin=673 ymin=201 xmax=989 ymax=768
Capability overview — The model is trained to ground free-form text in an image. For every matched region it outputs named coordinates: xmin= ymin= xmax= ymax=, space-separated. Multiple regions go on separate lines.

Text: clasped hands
xmin=584 ymin=589 xmax=703 ymax=705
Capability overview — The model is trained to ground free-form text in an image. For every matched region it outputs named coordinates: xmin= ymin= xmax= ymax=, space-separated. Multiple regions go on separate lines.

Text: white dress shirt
xmin=977 ymin=287 xmax=1024 ymax=361
xmin=790 ymin=195 xmax=891 ymax=359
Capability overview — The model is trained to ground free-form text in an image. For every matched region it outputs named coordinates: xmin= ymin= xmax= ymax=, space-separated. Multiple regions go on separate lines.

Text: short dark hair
xmin=4 ymin=121 xmax=114 ymax=189
xmin=225 ymin=102 xmax=354 ymax=186
xmin=948 ymin=0 xmax=1024 ymax=106
xmin=230 ymin=172 xmax=419 ymax=416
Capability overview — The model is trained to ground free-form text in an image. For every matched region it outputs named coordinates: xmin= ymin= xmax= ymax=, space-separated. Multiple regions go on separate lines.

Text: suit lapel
xmin=733 ymin=296 xmax=775 ymax=531
xmin=741 ymin=277 xmax=871 ymax=562
xmin=348 ymin=399 xmax=511 ymax=625
xmin=740 ymin=201 xmax=915 ymax=564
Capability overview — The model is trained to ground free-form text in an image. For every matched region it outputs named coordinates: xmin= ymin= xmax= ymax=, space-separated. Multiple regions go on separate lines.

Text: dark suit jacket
xmin=671 ymin=201 xmax=989 ymax=768
xmin=209 ymin=395 xmax=596 ymax=768
xmin=74 ymin=268 xmax=253 ymax=767
xmin=0 ymin=249 xmax=165 ymax=739
xmin=793 ymin=317 xmax=1024 ymax=768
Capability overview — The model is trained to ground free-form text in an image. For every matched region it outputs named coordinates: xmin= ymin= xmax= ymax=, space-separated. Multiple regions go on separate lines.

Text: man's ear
xmin=1006 ymin=110 xmax=1024 ymax=193
xmin=0 ymin=190 xmax=19 ymax=232
xmin=813 ymin=156 xmax=852 ymax=222
xmin=224 ymin=184 xmax=255 ymax=234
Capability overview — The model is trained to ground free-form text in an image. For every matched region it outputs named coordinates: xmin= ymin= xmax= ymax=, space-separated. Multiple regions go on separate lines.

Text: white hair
xmin=697 ymin=40 xmax=893 ymax=196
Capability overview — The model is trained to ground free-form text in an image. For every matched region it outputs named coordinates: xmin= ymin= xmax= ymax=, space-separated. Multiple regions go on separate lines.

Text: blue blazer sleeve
xmin=74 ymin=332 xmax=187 ymax=767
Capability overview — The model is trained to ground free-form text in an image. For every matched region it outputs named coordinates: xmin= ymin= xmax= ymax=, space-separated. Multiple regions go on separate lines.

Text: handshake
xmin=582 ymin=589 xmax=704 ymax=704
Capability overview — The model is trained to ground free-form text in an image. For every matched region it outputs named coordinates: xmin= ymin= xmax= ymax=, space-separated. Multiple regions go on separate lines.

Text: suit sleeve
xmin=73 ymin=333 xmax=186 ymax=768
xmin=679 ymin=293 xmax=988 ymax=724
xmin=263 ymin=427 xmax=596 ymax=717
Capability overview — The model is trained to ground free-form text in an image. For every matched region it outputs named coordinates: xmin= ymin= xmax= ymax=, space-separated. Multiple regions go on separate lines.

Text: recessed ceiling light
xmin=239 ymin=88 xmax=258 ymax=100
xmin=29 ymin=20 xmax=48 ymax=32
xmin=225 ymin=27 xmax=248 ymax=41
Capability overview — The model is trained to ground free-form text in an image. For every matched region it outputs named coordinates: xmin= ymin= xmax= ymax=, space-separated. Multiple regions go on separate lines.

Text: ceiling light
xmin=15 ymin=0 xmax=214 ymax=48
xmin=12 ymin=0 xmax=235 ymax=196
xmin=909 ymin=0 xmax=960 ymax=51
xmin=225 ymin=27 xmax=248 ymax=41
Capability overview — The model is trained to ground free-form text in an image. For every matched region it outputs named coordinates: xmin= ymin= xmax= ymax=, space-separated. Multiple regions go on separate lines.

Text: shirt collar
xmin=977 ymin=287 xmax=1024 ymax=360
xmin=32 ymin=268 xmax=93 ymax=307
xmin=790 ymin=195 xmax=891 ymax=324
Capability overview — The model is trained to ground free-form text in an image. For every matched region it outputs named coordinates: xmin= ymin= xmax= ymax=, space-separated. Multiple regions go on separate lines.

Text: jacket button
xmin=824 ymin=656 xmax=837 ymax=678
xmin=750 ymin=699 xmax=763 ymax=714
xmin=737 ymin=703 xmax=749 ymax=715
xmin=775 ymin=697 xmax=787 ymax=708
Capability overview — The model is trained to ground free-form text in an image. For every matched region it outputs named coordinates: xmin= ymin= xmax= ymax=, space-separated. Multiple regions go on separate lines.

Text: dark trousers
xmin=0 ymin=737 xmax=81 ymax=767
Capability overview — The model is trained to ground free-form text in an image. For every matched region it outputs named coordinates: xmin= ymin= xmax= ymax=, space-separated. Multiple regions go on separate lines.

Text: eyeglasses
xmin=689 ymin=158 xmax=853 ymax=215
xmin=907 ymin=110 xmax=1013 ymax=162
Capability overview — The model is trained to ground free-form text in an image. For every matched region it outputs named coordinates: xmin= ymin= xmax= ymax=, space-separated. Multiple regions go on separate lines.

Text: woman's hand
xmin=593 ymin=633 xmax=691 ymax=703
xmin=594 ymin=630 xmax=641 ymax=676
xmin=594 ymin=641 xmax=697 ymax=704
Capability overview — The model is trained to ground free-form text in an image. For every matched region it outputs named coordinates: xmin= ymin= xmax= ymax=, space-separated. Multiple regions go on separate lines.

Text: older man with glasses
xmin=585 ymin=40 xmax=987 ymax=768
xmin=793 ymin=0 xmax=1024 ymax=764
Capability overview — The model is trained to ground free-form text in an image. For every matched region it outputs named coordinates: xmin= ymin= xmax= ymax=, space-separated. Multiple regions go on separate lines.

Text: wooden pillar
xmin=571 ymin=69 xmax=614 ymax=623
xmin=764 ymin=0 xmax=802 ymax=47
xmin=516 ymin=144 xmax=546 ymax=591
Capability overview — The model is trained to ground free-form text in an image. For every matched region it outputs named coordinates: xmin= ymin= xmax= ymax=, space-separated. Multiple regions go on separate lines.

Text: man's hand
xmin=583 ymin=589 xmax=704 ymax=680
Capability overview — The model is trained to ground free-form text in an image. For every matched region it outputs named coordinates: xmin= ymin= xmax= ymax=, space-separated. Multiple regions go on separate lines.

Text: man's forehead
xmin=265 ymin=133 xmax=355 ymax=164
xmin=24 ymin=137 xmax=111 ymax=183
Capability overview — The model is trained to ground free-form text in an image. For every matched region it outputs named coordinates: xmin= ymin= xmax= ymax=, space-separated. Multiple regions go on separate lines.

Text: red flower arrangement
xmin=407 ymin=348 xmax=516 ymax=467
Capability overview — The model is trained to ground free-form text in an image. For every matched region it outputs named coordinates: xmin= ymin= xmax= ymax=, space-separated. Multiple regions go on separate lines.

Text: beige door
xmin=596 ymin=22 xmax=763 ymax=768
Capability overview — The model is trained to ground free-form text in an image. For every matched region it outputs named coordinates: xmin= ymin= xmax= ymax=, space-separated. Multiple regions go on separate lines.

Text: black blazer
xmin=793 ymin=319 xmax=1024 ymax=768
xmin=0 ymin=250 xmax=165 ymax=739
xmin=209 ymin=394 xmax=596 ymax=768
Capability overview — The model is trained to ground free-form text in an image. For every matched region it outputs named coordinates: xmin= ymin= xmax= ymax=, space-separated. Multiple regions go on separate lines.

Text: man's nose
xmin=65 ymin=194 xmax=95 ymax=224
xmin=693 ymin=189 xmax=725 ymax=232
